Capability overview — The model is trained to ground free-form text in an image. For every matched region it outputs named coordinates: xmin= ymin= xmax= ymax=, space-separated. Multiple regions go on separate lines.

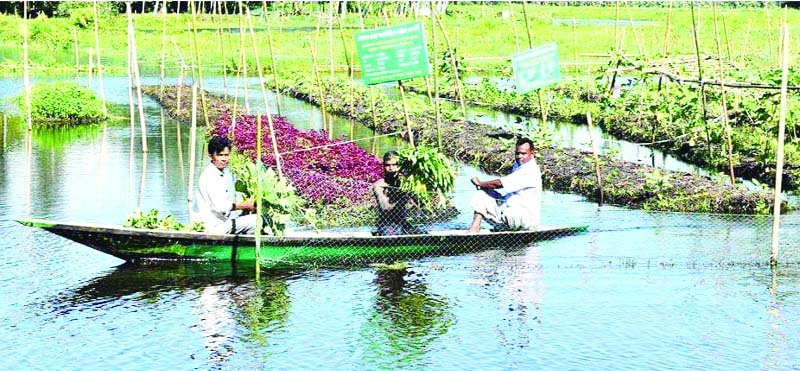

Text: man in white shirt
xmin=468 ymin=138 xmax=542 ymax=233
xmin=190 ymin=136 xmax=259 ymax=234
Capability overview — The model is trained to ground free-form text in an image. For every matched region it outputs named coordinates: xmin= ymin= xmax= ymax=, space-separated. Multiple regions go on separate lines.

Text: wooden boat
xmin=16 ymin=218 xmax=589 ymax=267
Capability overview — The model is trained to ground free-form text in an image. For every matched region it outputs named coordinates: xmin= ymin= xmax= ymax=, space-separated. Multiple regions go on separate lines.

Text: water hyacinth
xmin=213 ymin=112 xmax=383 ymax=206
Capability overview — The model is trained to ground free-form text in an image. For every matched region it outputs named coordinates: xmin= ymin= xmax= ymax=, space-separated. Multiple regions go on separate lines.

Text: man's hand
xmin=471 ymin=177 xmax=482 ymax=189
xmin=237 ymin=200 xmax=255 ymax=212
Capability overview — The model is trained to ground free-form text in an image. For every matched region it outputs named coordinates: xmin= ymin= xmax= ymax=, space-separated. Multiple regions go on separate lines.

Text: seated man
xmin=372 ymin=151 xmax=426 ymax=236
xmin=190 ymin=136 xmax=260 ymax=234
xmin=468 ymin=138 xmax=542 ymax=233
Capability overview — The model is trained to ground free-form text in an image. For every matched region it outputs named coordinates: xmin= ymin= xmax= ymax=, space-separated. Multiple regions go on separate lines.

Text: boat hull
xmin=17 ymin=219 xmax=588 ymax=266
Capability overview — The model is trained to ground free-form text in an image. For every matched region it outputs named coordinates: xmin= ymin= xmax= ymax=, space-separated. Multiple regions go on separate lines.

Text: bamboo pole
xmin=127 ymin=2 xmax=147 ymax=152
xmin=159 ymin=1 xmax=167 ymax=99
xmin=160 ymin=108 xmax=167 ymax=176
xmin=309 ymin=39 xmax=330 ymax=135
xmin=138 ymin=151 xmax=148 ymax=211
xmin=266 ymin=7 xmax=281 ymax=115
xmin=508 ymin=0 xmax=520 ymax=52
xmin=74 ymin=30 xmax=80 ymax=80
xmin=126 ymin=33 xmax=136 ymax=159
xmin=93 ymin=0 xmax=107 ymax=115
xmin=434 ymin=11 xmax=467 ymax=120
xmin=238 ymin=1 xmax=251 ymax=114
xmin=329 ymin=0 xmax=335 ymax=78
xmin=357 ymin=1 xmax=382 ymax=145
xmin=521 ymin=1 xmax=547 ymax=125
xmin=255 ymin=113 xmax=263 ymax=279
xmin=765 ymin=3 xmax=774 ymax=66
xmin=572 ymin=18 xmax=578 ymax=73
xmin=176 ymin=118 xmax=185 ymax=186
xmin=247 ymin=9 xmax=283 ymax=178
xmin=713 ymin=3 xmax=735 ymax=185
xmin=690 ymin=2 xmax=710 ymax=157
xmin=625 ymin=0 xmax=643 ymax=57
xmin=398 ymin=81 xmax=415 ymax=147
xmin=614 ymin=0 xmax=620 ymax=52
xmin=721 ymin=11 xmax=732 ymax=60
xmin=586 ymin=112 xmax=603 ymax=206
xmin=663 ymin=1 xmax=672 ymax=57
xmin=188 ymin=84 xmax=198 ymax=209
xmin=334 ymin=15 xmax=355 ymax=140
xmin=217 ymin=0 xmax=229 ymax=100
xmin=171 ymin=38 xmax=186 ymax=114
xmin=432 ymin=0 xmax=441 ymax=148
xmin=190 ymin=0 xmax=210 ymax=129
xmin=88 ymin=48 xmax=95 ymax=89
xmin=771 ymin=22 xmax=789 ymax=267
xmin=3 ymin=114 xmax=7 ymax=150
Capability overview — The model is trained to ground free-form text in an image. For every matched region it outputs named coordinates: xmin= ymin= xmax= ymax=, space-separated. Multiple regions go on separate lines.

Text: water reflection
xmin=361 ymin=267 xmax=454 ymax=370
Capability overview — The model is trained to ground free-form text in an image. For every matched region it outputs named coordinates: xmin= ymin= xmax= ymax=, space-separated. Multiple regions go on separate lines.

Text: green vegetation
xmin=397 ymin=145 xmax=456 ymax=211
xmin=124 ymin=208 xmax=205 ymax=232
xmin=18 ymin=82 xmax=106 ymax=125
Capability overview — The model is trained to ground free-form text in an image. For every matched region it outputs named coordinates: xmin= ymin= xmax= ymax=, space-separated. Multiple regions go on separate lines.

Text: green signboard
xmin=512 ymin=43 xmax=561 ymax=94
xmin=355 ymin=22 xmax=430 ymax=85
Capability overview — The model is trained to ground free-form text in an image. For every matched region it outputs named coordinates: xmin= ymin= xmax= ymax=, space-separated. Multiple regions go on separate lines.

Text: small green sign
xmin=512 ymin=43 xmax=561 ymax=94
xmin=355 ymin=22 xmax=430 ymax=85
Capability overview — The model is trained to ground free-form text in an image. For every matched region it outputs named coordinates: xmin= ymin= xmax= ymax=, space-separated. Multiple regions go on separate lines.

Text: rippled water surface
xmin=1 ymin=77 xmax=799 ymax=370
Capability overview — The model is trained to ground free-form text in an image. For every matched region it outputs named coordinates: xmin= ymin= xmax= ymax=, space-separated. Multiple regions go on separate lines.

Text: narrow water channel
xmin=1 ymin=76 xmax=799 ymax=370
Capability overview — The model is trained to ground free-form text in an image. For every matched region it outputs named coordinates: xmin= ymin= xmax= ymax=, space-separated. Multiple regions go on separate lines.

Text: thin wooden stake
xmin=190 ymin=1 xmax=210 ymax=129
xmin=434 ymin=11 xmax=467 ymax=120
xmin=690 ymin=2 xmax=710 ymax=157
xmin=625 ymin=0 xmax=643 ymax=57
xmin=217 ymin=0 xmax=229 ymax=100
xmin=127 ymin=2 xmax=147 ymax=152
xmin=663 ymin=1 xmax=672 ymax=57
xmin=357 ymin=1 xmax=382 ymax=142
xmin=266 ymin=8 xmax=281 ymax=114
xmin=88 ymin=48 xmax=95 ymax=89
xmin=766 ymin=3 xmax=774 ymax=66
xmin=188 ymin=84 xmax=198 ymax=209
xmin=238 ymin=1 xmax=250 ymax=114
xmin=771 ymin=23 xmax=790 ymax=267
xmin=255 ymin=113 xmax=263 ymax=278
xmin=586 ymin=112 xmax=603 ymax=206
xmin=309 ymin=39 xmax=330 ymax=135
xmin=159 ymin=1 xmax=167 ymax=99
xmin=508 ymin=0 xmax=520 ymax=52
xmin=398 ymin=81 xmax=415 ymax=147
xmin=713 ymin=3 xmax=735 ymax=185
xmin=721 ymin=11 xmax=732 ymax=60
xmin=329 ymin=0 xmax=335 ymax=78
xmin=138 ymin=151 xmax=147 ymax=211
xmin=432 ymin=0 xmax=441 ymax=148
xmin=74 ymin=29 xmax=80 ymax=80
xmin=247 ymin=9 xmax=283 ymax=178
xmin=572 ymin=18 xmax=578 ymax=72
xmin=160 ymin=108 xmax=167 ymax=176
xmin=93 ymin=0 xmax=107 ymax=115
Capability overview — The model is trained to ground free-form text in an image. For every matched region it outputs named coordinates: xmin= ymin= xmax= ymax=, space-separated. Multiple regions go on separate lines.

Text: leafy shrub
xmin=397 ymin=145 xmax=456 ymax=210
xmin=27 ymin=18 xmax=71 ymax=49
xmin=124 ymin=209 xmax=205 ymax=232
xmin=18 ymin=82 xmax=106 ymax=125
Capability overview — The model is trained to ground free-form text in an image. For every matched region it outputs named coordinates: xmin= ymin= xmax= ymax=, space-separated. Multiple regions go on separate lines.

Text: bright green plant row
xmin=17 ymin=81 xmax=106 ymax=125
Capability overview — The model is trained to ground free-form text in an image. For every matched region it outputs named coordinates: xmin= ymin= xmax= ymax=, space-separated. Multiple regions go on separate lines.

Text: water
xmin=1 ymin=76 xmax=799 ymax=370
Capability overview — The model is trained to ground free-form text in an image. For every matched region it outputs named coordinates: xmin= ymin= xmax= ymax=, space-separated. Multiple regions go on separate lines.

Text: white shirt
xmin=190 ymin=163 xmax=241 ymax=229
xmin=498 ymin=158 xmax=542 ymax=226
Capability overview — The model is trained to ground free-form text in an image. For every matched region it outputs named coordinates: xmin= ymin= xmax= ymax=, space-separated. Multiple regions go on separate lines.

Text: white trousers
xmin=208 ymin=214 xmax=261 ymax=235
xmin=470 ymin=191 xmax=540 ymax=230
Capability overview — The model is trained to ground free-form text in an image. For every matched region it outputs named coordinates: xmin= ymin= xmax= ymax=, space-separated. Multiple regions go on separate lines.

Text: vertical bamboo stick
xmin=93 ymin=0 xmax=107 ymax=115
xmin=334 ymin=15 xmax=355 ymax=139
xmin=247 ymin=9 xmax=283 ymax=178
xmin=138 ymin=152 xmax=148 ymax=210
xmin=190 ymin=0 xmax=210 ymax=129
xmin=255 ymin=113 xmax=263 ymax=278
xmin=434 ymin=12 xmax=466 ymax=120
xmin=572 ymin=18 xmax=578 ymax=73
xmin=398 ymin=81 xmax=415 ymax=147
xmin=521 ymin=1 xmax=547 ymax=125
xmin=522 ymin=1 xmax=533 ymax=51
xmin=266 ymin=11 xmax=281 ymax=114
xmin=128 ymin=2 xmax=147 ymax=152
xmin=176 ymin=119 xmax=185 ymax=185
xmin=690 ymin=2 xmax=710 ymax=156
xmin=357 ymin=1 xmax=382 ymax=143
xmin=309 ymin=40 xmax=330 ymax=135
xmin=765 ymin=3 xmax=774 ymax=66
xmin=160 ymin=108 xmax=167 ymax=176
xmin=721 ymin=11 xmax=732 ymax=60
xmin=238 ymin=1 xmax=251 ymax=114
xmin=159 ymin=1 xmax=167 ymax=99
xmin=188 ymin=84 xmax=198 ymax=209
xmin=586 ymin=112 xmax=603 ymax=206
xmin=88 ymin=48 xmax=95 ymax=89
xmin=614 ymin=0 xmax=620 ymax=52
xmin=508 ymin=0 xmax=520 ymax=52
xmin=329 ymin=0 xmax=335 ymax=78
xmin=74 ymin=30 xmax=80 ymax=80
xmin=771 ymin=22 xmax=789 ymax=267
xmin=432 ymin=0 xmax=441 ymax=148
xmin=625 ymin=0 xmax=643 ymax=57
xmin=713 ymin=3 xmax=735 ymax=185
xmin=663 ymin=1 xmax=672 ymax=57
xmin=217 ymin=0 xmax=229 ymax=100
xmin=3 ymin=114 xmax=7 ymax=150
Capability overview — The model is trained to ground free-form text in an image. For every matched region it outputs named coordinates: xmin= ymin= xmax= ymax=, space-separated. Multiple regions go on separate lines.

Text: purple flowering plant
xmin=213 ymin=112 xmax=383 ymax=210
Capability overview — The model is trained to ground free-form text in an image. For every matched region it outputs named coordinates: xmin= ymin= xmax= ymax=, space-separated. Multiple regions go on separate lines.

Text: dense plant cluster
xmin=213 ymin=112 xmax=383 ymax=210
xmin=18 ymin=82 xmax=106 ymax=125
xmin=124 ymin=209 xmax=205 ymax=232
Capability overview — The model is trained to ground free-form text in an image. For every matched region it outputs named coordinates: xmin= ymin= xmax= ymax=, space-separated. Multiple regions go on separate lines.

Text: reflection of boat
xmin=16 ymin=218 xmax=588 ymax=266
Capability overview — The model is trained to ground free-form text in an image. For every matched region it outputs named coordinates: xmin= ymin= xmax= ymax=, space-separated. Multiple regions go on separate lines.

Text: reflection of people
xmin=372 ymin=151 xmax=426 ymax=236
xmin=191 ymin=136 xmax=259 ymax=234
xmin=468 ymin=138 xmax=542 ymax=233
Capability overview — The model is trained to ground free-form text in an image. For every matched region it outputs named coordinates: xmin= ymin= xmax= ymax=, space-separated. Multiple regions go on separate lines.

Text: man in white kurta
xmin=190 ymin=136 xmax=259 ymax=235
xmin=468 ymin=138 xmax=542 ymax=232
